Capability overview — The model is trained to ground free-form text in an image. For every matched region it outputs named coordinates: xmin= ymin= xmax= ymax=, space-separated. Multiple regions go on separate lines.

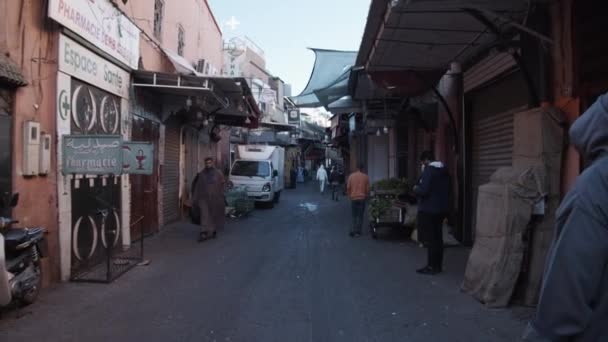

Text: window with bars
xmin=153 ymin=0 xmax=164 ymax=40
xmin=178 ymin=25 xmax=185 ymax=56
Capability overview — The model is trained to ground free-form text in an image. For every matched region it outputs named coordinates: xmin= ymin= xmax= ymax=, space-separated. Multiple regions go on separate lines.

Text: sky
xmin=208 ymin=0 xmax=371 ymax=96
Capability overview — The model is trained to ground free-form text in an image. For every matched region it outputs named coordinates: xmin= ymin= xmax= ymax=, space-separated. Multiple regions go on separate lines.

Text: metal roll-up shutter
xmin=163 ymin=119 xmax=181 ymax=224
xmin=464 ymin=52 xmax=518 ymax=93
xmin=469 ymin=70 xmax=529 ymax=237
xmin=183 ymin=127 xmax=199 ymax=206
xmin=472 ymin=110 xmax=515 ymax=188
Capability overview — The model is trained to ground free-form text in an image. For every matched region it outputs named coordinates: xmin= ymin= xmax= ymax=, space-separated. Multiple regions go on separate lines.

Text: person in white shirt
xmin=316 ymin=165 xmax=328 ymax=194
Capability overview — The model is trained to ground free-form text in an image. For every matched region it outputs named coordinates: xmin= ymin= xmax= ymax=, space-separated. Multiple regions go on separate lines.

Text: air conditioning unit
xmin=196 ymin=59 xmax=206 ymax=73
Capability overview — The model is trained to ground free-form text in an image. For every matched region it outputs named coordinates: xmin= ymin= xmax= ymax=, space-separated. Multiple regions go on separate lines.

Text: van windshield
xmin=231 ymin=161 xmax=270 ymax=178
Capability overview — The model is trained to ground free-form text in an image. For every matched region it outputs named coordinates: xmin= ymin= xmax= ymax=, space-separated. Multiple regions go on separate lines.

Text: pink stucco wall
xmin=1 ymin=1 xmax=61 ymax=281
xmin=115 ymin=0 xmax=223 ymax=74
xmin=0 ymin=0 xmax=227 ymax=284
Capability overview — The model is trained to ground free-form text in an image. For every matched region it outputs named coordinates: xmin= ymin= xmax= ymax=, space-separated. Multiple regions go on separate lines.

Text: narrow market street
xmin=0 ymin=184 xmax=529 ymax=342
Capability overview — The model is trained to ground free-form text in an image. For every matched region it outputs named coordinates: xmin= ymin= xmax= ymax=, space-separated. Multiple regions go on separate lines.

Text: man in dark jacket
xmin=414 ymin=151 xmax=450 ymax=275
xmin=523 ymin=93 xmax=608 ymax=341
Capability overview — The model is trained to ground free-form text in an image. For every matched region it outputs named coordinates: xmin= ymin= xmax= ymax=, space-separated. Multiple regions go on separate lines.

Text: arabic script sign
xmin=49 ymin=0 xmax=140 ymax=69
xmin=123 ymin=142 xmax=154 ymax=175
xmin=62 ymin=135 xmax=123 ymax=175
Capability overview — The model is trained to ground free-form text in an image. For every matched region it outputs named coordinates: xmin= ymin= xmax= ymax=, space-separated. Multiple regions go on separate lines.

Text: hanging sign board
xmin=62 ymin=135 xmax=123 ymax=175
xmin=122 ymin=142 xmax=154 ymax=175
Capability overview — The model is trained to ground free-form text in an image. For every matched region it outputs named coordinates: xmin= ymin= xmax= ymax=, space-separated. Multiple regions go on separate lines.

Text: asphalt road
xmin=0 ymin=183 xmax=529 ymax=342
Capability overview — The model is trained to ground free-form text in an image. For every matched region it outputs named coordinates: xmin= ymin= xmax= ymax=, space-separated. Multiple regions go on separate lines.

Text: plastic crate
xmin=225 ymin=186 xmax=248 ymax=207
xmin=234 ymin=198 xmax=255 ymax=215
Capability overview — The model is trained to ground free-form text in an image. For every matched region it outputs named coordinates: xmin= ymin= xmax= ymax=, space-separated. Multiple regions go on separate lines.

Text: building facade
xmin=315 ymin=0 xmax=596 ymax=307
xmin=0 ymin=0 xmax=257 ymax=283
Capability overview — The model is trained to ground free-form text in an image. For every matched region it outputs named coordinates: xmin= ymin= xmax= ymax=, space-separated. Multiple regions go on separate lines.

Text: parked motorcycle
xmin=0 ymin=193 xmax=45 ymax=306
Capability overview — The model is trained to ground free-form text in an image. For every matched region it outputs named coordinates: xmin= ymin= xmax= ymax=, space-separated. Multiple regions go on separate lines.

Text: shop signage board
xmin=62 ymin=135 xmax=123 ymax=175
xmin=288 ymin=109 xmax=301 ymax=125
xmin=122 ymin=142 xmax=154 ymax=175
xmin=58 ymin=35 xmax=130 ymax=98
xmin=49 ymin=0 xmax=140 ymax=69
xmin=62 ymin=136 xmax=155 ymax=175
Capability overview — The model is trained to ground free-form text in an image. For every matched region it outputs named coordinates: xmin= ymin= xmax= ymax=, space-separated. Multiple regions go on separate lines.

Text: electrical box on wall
xmin=39 ymin=133 xmax=51 ymax=175
xmin=23 ymin=121 xmax=41 ymax=176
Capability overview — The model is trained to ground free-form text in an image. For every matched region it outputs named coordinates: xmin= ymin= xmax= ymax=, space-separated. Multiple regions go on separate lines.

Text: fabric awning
xmin=132 ymin=70 xmax=260 ymax=127
xmin=350 ymin=0 xmax=530 ymax=110
xmin=289 ymin=49 xmax=357 ymax=108
xmin=162 ymin=48 xmax=200 ymax=76
xmin=326 ymin=96 xmax=362 ymax=114
xmin=358 ymin=0 xmax=529 ymax=73
xmin=259 ymin=121 xmax=297 ymax=132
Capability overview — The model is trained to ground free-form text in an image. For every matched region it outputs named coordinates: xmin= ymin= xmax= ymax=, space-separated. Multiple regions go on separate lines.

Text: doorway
xmin=0 ymin=89 xmax=13 ymax=216
xmin=130 ymin=115 xmax=160 ymax=238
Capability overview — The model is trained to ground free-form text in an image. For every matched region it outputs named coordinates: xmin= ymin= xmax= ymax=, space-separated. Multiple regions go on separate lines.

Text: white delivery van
xmin=228 ymin=145 xmax=285 ymax=207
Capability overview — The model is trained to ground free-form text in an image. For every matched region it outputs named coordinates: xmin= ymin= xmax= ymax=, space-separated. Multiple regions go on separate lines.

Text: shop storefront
xmin=464 ymin=67 xmax=530 ymax=240
xmin=130 ymin=71 xmax=260 ymax=224
xmin=128 ymin=90 xmax=162 ymax=236
xmin=55 ymin=34 xmax=133 ymax=280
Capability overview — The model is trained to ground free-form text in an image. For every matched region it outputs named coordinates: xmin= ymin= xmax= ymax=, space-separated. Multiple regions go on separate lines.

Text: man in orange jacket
xmin=347 ymin=163 xmax=370 ymax=237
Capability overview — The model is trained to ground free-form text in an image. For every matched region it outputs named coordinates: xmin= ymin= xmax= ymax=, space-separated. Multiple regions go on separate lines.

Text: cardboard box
xmin=513 ymin=153 xmax=562 ymax=196
xmin=513 ymin=108 xmax=564 ymax=158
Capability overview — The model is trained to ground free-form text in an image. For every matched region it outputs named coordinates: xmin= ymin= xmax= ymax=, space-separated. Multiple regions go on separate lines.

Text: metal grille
xmin=70 ymin=178 xmax=145 ymax=283
xmin=71 ymin=242 xmax=142 ymax=283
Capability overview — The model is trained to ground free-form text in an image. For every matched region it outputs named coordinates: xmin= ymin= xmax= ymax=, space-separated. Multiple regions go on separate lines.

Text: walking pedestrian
xmin=414 ymin=151 xmax=450 ymax=275
xmin=297 ymin=165 xmax=305 ymax=183
xmin=347 ymin=163 xmax=370 ymax=237
xmin=316 ymin=164 xmax=328 ymax=194
xmin=192 ymin=157 xmax=226 ymax=242
xmin=290 ymin=167 xmax=297 ymax=189
xmin=522 ymin=92 xmax=608 ymax=341
xmin=329 ymin=166 xmax=341 ymax=201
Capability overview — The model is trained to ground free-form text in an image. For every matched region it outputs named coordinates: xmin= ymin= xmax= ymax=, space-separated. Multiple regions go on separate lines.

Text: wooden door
xmin=130 ymin=115 xmax=160 ymax=239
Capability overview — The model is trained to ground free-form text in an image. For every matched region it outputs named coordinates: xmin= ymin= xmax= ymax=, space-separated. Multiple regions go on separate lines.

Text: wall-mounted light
xmin=383 ymin=126 xmax=389 ymax=134
xmin=203 ymin=119 xmax=209 ymax=127
xmin=376 ymin=129 xmax=381 ymax=137
xmin=245 ymin=117 xmax=251 ymax=125
xmin=186 ymin=97 xmax=193 ymax=108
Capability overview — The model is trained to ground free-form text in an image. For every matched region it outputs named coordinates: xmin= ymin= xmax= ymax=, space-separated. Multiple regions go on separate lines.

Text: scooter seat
xmin=4 ymin=228 xmax=28 ymax=250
